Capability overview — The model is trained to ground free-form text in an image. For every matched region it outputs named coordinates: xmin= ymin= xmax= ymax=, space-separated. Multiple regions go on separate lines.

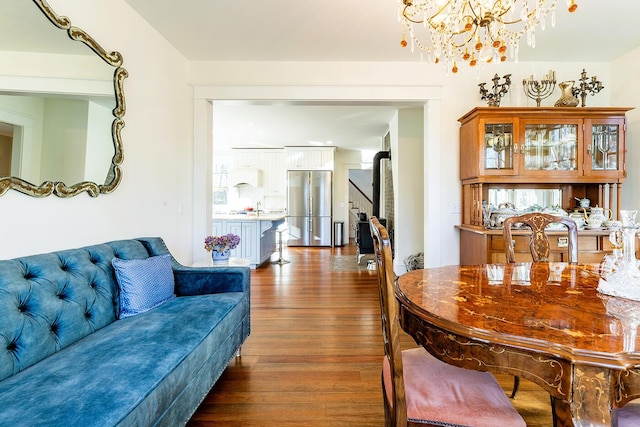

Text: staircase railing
xmin=349 ymin=179 xmax=372 ymax=221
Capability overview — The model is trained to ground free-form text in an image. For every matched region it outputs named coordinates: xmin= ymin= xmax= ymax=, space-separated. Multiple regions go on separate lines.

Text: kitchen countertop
xmin=212 ymin=213 xmax=286 ymax=221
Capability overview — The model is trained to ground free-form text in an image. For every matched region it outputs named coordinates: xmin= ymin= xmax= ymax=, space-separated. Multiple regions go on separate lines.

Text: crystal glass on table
xmin=598 ymin=210 xmax=640 ymax=300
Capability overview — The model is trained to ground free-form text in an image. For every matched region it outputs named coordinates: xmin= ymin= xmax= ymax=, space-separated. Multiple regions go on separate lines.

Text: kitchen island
xmin=212 ymin=213 xmax=286 ymax=268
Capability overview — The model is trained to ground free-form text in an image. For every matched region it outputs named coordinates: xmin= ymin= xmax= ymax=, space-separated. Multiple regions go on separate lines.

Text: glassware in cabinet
xmin=522 ymin=123 xmax=578 ymax=172
xmin=483 ymin=122 xmax=515 ymax=172
xmin=586 ymin=120 xmax=624 ymax=176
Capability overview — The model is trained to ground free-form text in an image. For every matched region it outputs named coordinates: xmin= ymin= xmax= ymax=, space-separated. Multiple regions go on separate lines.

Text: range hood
xmin=229 ymin=169 xmax=262 ymax=187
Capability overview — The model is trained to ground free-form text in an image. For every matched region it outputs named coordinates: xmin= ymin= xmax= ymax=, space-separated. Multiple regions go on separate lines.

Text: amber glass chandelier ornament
xmin=398 ymin=0 xmax=579 ymax=73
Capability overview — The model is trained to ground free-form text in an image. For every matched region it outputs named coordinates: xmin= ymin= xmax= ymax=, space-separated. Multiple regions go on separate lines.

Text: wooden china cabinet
xmin=458 ymin=106 xmax=633 ymax=265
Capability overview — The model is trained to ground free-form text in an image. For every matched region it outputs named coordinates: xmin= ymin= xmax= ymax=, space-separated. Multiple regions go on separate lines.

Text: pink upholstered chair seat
xmin=384 ymin=348 xmax=526 ymax=427
xmin=618 ymin=401 xmax=640 ymax=426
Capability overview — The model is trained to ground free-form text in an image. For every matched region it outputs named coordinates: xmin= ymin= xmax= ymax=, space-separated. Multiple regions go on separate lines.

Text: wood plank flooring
xmin=188 ymin=242 xmax=554 ymax=426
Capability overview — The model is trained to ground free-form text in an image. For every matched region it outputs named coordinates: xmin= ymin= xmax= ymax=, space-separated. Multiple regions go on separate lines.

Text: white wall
xmin=390 ymin=108 xmax=424 ymax=271
xmin=334 ymin=149 xmax=364 ymax=244
xmin=85 ymin=101 xmax=115 ymax=183
xmin=0 ymin=0 xmax=194 ymax=263
xmin=0 ymin=94 xmax=45 ymax=182
xmin=334 ymin=148 xmax=362 ymax=221
xmin=611 ymin=47 xmax=640 ymax=211
xmin=41 ymin=97 xmax=87 ymax=184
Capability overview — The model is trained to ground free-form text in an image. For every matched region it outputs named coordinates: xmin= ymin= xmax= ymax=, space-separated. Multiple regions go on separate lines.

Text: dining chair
xmin=502 ymin=212 xmax=578 ymax=400
xmin=502 ymin=213 xmax=640 ymax=424
xmin=369 ymin=217 xmax=526 ymax=427
xmin=502 ymin=212 xmax=579 ymax=264
xmin=502 ymin=212 xmax=578 ymax=399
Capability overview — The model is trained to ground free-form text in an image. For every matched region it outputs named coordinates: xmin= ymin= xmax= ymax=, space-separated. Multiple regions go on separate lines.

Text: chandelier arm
xmin=495 ymin=12 xmax=537 ymax=26
xmin=465 ymin=2 xmax=481 ymax=22
xmin=497 ymin=17 xmax=527 ymax=25
xmin=402 ymin=0 xmax=451 ymax=26
xmin=403 ymin=10 xmax=441 ymax=31
xmin=402 ymin=9 xmax=424 ymax=24
xmin=491 ymin=2 xmax=517 ymax=24
xmin=451 ymin=32 xmax=477 ymax=49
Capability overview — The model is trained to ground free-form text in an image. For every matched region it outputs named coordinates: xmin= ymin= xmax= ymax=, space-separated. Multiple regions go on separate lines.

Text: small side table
xmin=192 ymin=258 xmax=250 ymax=268
xmin=212 ymin=257 xmax=251 ymax=267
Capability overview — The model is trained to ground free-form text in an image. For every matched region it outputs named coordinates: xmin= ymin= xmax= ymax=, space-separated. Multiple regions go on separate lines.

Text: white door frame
xmin=191 ymin=84 xmax=442 ymax=268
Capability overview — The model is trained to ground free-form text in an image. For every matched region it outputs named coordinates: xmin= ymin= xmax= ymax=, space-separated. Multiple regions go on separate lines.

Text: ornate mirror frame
xmin=0 ymin=0 xmax=127 ymax=197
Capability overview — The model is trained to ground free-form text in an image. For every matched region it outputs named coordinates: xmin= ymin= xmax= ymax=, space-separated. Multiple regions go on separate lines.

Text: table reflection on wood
xmin=396 ymin=263 xmax=640 ymax=427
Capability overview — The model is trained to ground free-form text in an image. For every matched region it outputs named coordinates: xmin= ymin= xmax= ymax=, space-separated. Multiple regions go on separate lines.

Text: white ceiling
xmin=60 ymin=2 xmax=640 ymax=151
xmin=123 ymin=1 xmax=640 ymax=63
xmin=211 ymin=102 xmax=408 ymax=152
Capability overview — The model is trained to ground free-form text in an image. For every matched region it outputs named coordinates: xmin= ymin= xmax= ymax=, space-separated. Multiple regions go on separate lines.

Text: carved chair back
xmin=502 ymin=213 xmax=578 ymax=263
xmin=370 ymin=216 xmax=406 ymax=426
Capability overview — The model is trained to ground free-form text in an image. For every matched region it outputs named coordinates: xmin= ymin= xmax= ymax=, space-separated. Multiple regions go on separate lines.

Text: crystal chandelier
xmin=398 ymin=0 xmax=578 ymax=73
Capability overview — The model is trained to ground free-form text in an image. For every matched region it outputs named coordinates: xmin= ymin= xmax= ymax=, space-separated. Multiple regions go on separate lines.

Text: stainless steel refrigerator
xmin=287 ymin=170 xmax=332 ymax=246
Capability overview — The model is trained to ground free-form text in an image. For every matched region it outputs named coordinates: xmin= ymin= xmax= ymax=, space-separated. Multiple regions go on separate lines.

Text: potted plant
xmin=204 ymin=233 xmax=241 ymax=263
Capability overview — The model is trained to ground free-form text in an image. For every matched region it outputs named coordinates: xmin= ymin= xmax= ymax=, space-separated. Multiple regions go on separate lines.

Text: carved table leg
xmin=552 ymin=396 xmax=574 ymax=427
xmin=571 ymin=365 xmax=613 ymax=427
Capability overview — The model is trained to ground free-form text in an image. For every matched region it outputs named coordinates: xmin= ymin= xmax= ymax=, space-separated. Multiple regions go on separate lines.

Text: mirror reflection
xmin=0 ymin=0 xmax=126 ymax=197
xmin=488 ymin=188 xmax=562 ymax=211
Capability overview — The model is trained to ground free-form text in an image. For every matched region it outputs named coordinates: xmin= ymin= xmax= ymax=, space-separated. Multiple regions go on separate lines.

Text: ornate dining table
xmin=396 ymin=262 xmax=640 ymax=427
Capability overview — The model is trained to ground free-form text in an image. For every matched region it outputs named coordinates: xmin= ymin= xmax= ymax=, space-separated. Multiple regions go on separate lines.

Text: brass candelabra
xmin=572 ymin=68 xmax=604 ymax=107
xmin=523 ymin=70 xmax=556 ymax=107
xmin=479 ymin=74 xmax=512 ymax=107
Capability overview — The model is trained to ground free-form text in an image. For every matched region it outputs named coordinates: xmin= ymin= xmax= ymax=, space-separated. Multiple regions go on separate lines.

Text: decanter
xmin=598 ymin=210 xmax=640 ymax=300
xmin=600 ymin=230 xmax=623 ymax=280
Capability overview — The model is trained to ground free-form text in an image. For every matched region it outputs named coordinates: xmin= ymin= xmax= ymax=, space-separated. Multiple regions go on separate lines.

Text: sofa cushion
xmin=0 ymin=292 xmax=247 ymax=427
xmin=112 ymin=254 xmax=176 ymax=318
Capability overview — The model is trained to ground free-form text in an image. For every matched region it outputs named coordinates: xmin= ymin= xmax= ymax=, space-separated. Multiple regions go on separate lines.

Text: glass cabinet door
xmin=522 ymin=123 xmax=578 ymax=172
xmin=590 ymin=123 xmax=620 ymax=171
xmin=483 ymin=122 xmax=515 ymax=173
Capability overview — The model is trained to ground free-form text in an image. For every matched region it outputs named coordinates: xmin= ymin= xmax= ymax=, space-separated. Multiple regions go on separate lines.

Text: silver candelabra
xmin=523 ymin=70 xmax=556 ymax=107
xmin=572 ymin=68 xmax=604 ymax=107
xmin=479 ymin=74 xmax=512 ymax=107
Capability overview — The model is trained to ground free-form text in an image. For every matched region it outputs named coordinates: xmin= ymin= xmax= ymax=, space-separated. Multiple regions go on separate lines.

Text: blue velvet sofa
xmin=0 ymin=237 xmax=250 ymax=426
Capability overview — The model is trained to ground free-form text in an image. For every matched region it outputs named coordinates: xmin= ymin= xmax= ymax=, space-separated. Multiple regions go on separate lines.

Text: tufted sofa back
xmin=0 ymin=239 xmax=160 ymax=382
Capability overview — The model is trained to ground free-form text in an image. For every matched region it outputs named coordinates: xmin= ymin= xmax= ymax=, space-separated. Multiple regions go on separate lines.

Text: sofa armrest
xmin=134 ymin=237 xmax=250 ymax=296
xmin=172 ymin=265 xmax=250 ymax=296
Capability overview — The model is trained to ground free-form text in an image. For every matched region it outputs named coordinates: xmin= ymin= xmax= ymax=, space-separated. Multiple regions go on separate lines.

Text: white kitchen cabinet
xmin=286 ymin=149 xmax=305 ymax=169
xmin=212 ymin=221 xmax=224 ymax=237
xmin=232 ymin=149 xmax=261 ymax=169
xmin=222 ymin=221 xmax=257 ymax=261
xmin=261 ymin=150 xmax=286 ymax=196
xmin=212 ymin=217 xmax=284 ymax=268
xmin=285 ymin=147 xmax=335 ymax=170
xmin=222 ymin=221 xmax=252 ymax=262
xmin=240 ymin=221 xmax=258 ymax=261
xmin=319 ymin=149 xmax=334 ymax=169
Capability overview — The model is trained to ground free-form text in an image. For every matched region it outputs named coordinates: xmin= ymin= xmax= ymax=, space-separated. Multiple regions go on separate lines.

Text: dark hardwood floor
xmin=187 ymin=242 xmax=554 ymax=426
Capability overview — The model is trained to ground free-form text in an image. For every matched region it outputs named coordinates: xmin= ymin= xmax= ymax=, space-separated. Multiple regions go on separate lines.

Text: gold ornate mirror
xmin=0 ymin=0 xmax=127 ymax=197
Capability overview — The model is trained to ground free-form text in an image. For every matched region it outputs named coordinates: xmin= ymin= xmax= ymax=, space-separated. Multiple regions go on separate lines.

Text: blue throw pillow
xmin=112 ymin=254 xmax=176 ymax=319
